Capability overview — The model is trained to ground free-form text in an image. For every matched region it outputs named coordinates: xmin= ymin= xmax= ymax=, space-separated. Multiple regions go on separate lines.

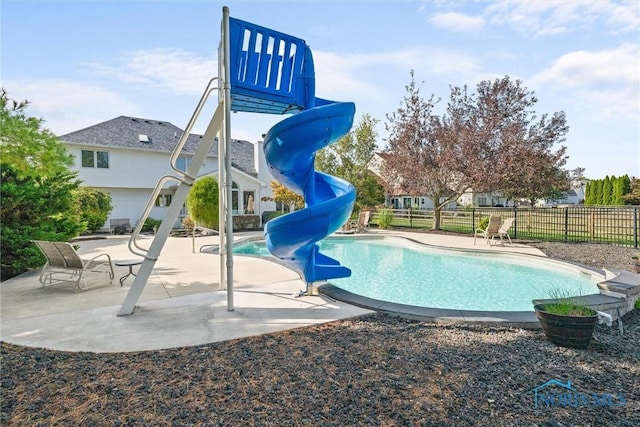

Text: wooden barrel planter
xmin=534 ymin=304 xmax=598 ymax=349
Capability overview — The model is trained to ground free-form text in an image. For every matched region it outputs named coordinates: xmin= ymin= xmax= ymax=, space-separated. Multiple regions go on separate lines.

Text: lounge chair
xmin=473 ymin=215 xmax=502 ymax=246
xmin=33 ymin=240 xmax=114 ymax=292
xmin=497 ymin=217 xmax=515 ymax=245
xmin=349 ymin=210 xmax=371 ymax=233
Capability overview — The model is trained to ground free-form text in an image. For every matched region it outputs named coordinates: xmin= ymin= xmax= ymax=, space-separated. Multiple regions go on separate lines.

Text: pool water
xmin=233 ymin=237 xmax=601 ymax=312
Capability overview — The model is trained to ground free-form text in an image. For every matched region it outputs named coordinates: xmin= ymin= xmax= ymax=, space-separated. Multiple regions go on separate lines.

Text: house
xmin=536 ymin=180 xmax=586 ymax=207
xmin=60 ymin=116 xmax=277 ymax=231
xmin=458 ymin=190 xmax=515 ymax=208
xmin=368 ymin=152 xmax=458 ymax=210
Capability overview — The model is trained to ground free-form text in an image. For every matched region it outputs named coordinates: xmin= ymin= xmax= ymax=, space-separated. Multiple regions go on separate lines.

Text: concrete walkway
xmin=1 ymin=230 xmax=546 ymax=353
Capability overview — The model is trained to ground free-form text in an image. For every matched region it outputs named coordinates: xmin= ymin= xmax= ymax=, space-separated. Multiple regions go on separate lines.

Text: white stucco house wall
xmin=60 ymin=116 xmax=277 ymax=231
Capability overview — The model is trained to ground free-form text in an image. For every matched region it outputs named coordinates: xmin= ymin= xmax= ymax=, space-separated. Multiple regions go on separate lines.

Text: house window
xmin=232 ymin=182 xmax=239 ymax=214
xmin=81 ymin=150 xmax=109 ymax=168
xmin=478 ymin=197 xmax=488 ymax=207
xmin=243 ymin=191 xmax=255 ymax=214
xmin=175 ymin=156 xmax=190 ymax=172
xmin=155 ymin=194 xmax=172 ymax=207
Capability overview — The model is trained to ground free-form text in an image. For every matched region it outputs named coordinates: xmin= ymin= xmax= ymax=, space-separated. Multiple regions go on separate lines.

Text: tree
xmin=383 ymin=73 xmax=572 ymax=229
xmin=612 ymin=175 xmax=631 ymax=205
xmin=584 ymin=181 xmax=593 ymax=205
xmin=469 ymin=77 xmax=571 ymax=205
xmin=382 ymin=71 xmax=468 ymax=230
xmin=72 ymin=187 xmax=113 ymax=232
xmin=602 ymin=176 xmax=612 ymax=205
xmin=186 ymin=176 xmax=219 ymax=229
xmin=269 ymin=180 xmax=304 ymax=212
xmin=315 ymin=113 xmax=385 ymax=209
xmin=623 ymin=177 xmax=640 ymax=205
xmin=1 ymin=89 xmax=84 ymax=280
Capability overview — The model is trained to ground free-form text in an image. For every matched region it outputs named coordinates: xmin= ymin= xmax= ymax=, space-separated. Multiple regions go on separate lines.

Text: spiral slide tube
xmin=263 ymin=101 xmax=356 ymax=283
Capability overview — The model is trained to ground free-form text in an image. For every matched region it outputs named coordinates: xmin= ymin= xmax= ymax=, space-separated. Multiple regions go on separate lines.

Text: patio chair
xmin=350 ymin=210 xmax=371 ymax=233
xmin=473 ymin=215 xmax=502 ymax=246
xmin=497 ymin=217 xmax=515 ymax=245
xmin=33 ymin=240 xmax=114 ymax=292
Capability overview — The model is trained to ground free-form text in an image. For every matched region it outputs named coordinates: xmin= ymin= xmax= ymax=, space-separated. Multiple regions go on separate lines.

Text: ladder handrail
xmin=128 ymin=175 xmax=183 ymax=259
xmin=129 ymin=77 xmax=221 ymax=260
xmin=169 ymin=77 xmax=220 ymax=179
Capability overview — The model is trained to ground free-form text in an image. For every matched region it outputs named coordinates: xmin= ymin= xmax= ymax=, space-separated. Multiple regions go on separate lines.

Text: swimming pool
xmin=232 ymin=236 xmax=603 ymax=312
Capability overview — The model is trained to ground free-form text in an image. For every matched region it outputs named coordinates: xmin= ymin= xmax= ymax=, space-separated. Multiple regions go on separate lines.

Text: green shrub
xmin=72 ymin=187 xmax=112 ymax=232
xmin=377 ymin=209 xmax=394 ymax=230
xmin=477 ymin=216 xmax=490 ymax=230
xmin=141 ymin=217 xmax=162 ymax=233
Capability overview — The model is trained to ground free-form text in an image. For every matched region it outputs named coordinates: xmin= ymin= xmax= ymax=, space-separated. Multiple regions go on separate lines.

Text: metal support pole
xmin=222 ymin=6 xmax=234 ymax=311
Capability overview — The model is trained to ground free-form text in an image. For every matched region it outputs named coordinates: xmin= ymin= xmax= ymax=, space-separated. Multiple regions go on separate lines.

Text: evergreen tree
xmin=594 ymin=180 xmax=604 ymax=205
xmin=0 ymin=88 xmax=84 ymax=280
xmin=584 ymin=181 xmax=593 ymax=205
xmin=602 ymin=176 xmax=612 ymax=205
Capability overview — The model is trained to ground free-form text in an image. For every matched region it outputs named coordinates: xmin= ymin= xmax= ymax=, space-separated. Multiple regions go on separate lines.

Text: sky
xmin=2 ymin=0 xmax=639 ymax=180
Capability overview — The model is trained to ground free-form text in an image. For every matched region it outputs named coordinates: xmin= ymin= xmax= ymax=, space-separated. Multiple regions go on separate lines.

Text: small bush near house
xmin=141 ymin=218 xmax=162 ymax=233
xmin=182 ymin=216 xmax=195 ymax=233
xmin=73 ymin=187 xmax=112 ymax=232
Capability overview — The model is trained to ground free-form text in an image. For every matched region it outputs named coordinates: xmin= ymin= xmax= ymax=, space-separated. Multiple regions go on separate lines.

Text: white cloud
xmin=485 ymin=1 xmax=639 ymax=37
xmin=314 ymin=47 xmax=481 ymax=101
xmin=86 ymin=48 xmax=217 ymax=96
xmin=533 ymin=43 xmax=640 ymax=120
xmin=534 ymin=43 xmax=639 ymax=87
xmin=428 ymin=12 xmax=485 ymax=32
xmin=4 ymin=80 xmax=139 ymax=135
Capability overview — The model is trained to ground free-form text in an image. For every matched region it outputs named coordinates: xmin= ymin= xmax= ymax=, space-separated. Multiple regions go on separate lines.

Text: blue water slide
xmin=229 ymin=17 xmax=355 ymax=283
xmin=263 ymin=102 xmax=356 ymax=282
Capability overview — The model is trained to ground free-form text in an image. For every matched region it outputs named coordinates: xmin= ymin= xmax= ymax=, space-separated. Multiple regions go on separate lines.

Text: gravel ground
xmin=2 ymin=240 xmax=639 ymax=426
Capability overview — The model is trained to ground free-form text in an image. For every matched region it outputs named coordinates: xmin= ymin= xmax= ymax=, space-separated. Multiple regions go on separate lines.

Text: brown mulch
xmin=2 ymin=241 xmax=639 ymax=426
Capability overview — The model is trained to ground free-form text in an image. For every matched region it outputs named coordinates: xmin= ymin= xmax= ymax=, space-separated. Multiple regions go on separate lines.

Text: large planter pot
xmin=633 ymin=258 xmax=640 ymax=274
xmin=534 ymin=304 xmax=598 ymax=349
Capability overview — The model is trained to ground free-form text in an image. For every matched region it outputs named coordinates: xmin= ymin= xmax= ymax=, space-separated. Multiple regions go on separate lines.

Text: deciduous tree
xmin=315 ymin=113 xmax=385 ymax=209
xmin=382 ymin=74 xmax=573 ymax=228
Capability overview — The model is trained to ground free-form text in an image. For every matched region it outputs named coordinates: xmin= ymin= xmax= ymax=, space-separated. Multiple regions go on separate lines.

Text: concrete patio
xmin=1 ymin=230 xmax=548 ymax=353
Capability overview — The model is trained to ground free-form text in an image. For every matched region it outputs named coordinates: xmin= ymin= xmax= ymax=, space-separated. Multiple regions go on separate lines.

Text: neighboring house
xmin=368 ymin=152 xmax=457 ymax=210
xmin=60 ymin=116 xmax=277 ymax=231
xmin=458 ymin=191 xmax=515 ymax=208
xmin=536 ymin=181 xmax=586 ymax=207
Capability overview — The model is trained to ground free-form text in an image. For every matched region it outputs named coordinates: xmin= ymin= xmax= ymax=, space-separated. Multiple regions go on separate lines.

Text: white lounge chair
xmin=474 ymin=215 xmax=502 ymax=246
xmin=497 ymin=217 xmax=515 ymax=245
xmin=33 ymin=240 xmax=114 ymax=292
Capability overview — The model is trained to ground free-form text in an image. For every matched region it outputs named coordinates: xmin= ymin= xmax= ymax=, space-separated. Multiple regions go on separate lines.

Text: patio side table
xmin=115 ymin=259 xmax=143 ymax=286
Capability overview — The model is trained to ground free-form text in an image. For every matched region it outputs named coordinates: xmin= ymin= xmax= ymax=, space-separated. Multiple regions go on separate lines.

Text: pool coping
xmin=318 ymin=283 xmax=541 ymax=329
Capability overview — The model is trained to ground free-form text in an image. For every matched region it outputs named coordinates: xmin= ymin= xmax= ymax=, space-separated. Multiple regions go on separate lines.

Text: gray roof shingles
xmin=60 ymin=116 xmax=257 ymax=175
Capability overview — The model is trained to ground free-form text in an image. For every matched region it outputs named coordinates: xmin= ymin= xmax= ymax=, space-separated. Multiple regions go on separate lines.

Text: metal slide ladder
xmin=118 ymin=9 xmax=332 ymax=315
xmin=118 ymin=78 xmax=224 ymax=316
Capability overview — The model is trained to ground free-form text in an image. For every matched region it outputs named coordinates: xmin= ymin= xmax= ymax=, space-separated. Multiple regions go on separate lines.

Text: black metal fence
xmin=369 ymin=206 xmax=640 ymax=248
